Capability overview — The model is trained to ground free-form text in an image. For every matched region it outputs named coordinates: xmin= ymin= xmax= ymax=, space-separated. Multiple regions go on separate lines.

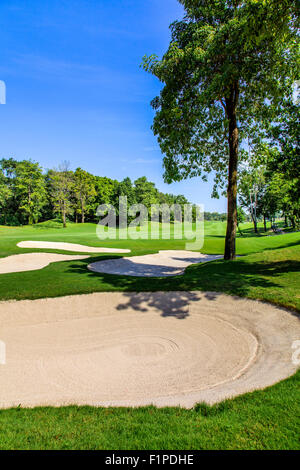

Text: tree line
xmin=0 ymin=158 xmax=194 ymax=227
xmin=238 ymin=159 xmax=299 ymax=233
xmin=1 ymin=156 xmax=298 ymax=230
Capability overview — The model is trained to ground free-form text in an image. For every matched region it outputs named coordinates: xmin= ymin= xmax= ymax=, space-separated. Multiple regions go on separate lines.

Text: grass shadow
xmin=67 ymin=255 xmax=300 ymax=308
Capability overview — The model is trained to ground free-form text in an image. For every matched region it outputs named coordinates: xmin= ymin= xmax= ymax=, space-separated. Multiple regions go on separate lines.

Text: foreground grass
xmin=1 ymin=372 xmax=299 ymax=450
xmin=0 ymin=221 xmax=299 ymax=449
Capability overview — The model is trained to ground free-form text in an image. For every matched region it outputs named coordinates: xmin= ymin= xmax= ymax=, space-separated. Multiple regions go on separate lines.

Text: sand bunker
xmin=0 ymin=253 xmax=89 ymax=274
xmin=89 ymin=250 xmax=223 ymax=277
xmin=17 ymin=241 xmax=130 ymax=254
xmin=0 ymin=291 xmax=299 ymax=409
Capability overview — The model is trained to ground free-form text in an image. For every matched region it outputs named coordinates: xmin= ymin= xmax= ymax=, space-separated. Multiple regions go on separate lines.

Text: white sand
xmin=17 ymin=241 xmax=130 ymax=253
xmin=89 ymin=250 xmax=223 ymax=277
xmin=0 ymin=253 xmax=89 ymax=274
xmin=0 ymin=291 xmax=299 ymax=409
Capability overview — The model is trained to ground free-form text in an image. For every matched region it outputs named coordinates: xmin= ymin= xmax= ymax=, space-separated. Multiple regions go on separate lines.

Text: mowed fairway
xmin=0 ymin=221 xmax=299 ymax=449
xmin=0 ymin=221 xmax=299 ymax=309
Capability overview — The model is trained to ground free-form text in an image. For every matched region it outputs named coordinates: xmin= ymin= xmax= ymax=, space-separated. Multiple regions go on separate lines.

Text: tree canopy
xmin=142 ymin=0 xmax=299 ymax=258
xmin=0 ymin=158 xmax=197 ymax=227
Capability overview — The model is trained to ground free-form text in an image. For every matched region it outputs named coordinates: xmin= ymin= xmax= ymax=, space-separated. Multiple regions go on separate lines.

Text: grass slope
xmin=1 ymin=374 xmax=299 ymax=450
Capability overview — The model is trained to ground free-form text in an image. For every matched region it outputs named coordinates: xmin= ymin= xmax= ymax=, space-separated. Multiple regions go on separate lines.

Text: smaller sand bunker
xmin=0 ymin=253 xmax=88 ymax=274
xmin=89 ymin=250 xmax=223 ymax=277
xmin=17 ymin=241 xmax=130 ymax=254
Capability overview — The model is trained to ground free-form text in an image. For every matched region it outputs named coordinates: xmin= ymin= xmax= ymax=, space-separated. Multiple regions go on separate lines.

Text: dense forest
xmin=0 ymin=158 xmax=196 ymax=227
xmin=0 ymin=157 xmax=298 ymax=230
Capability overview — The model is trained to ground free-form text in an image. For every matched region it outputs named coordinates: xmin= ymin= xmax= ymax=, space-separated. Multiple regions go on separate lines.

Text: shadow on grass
xmin=237 ymin=227 xmax=267 ymax=237
xmin=261 ymin=239 xmax=300 ymax=250
xmin=67 ymin=255 xmax=300 ymax=315
xmin=238 ymin=226 xmax=299 ymax=238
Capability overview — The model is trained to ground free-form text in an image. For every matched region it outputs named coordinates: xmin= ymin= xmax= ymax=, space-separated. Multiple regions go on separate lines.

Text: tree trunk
xmin=263 ymin=215 xmax=267 ymax=232
xmin=249 ymin=196 xmax=258 ymax=233
xmin=290 ymin=216 xmax=296 ymax=229
xmin=28 ymin=189 xmax=33 ymax=225
xmin=250 ymin=213 xmax=258 ymax=233
xmin=237 ymin=223 xmax=243 ymax=237
xmin=224 ymin=83 xmax=239 ymax=260
xmin=62 ymin=202 xmax=66 ymax=228
xmin=81 ymin=199 xmax=85 ymax=224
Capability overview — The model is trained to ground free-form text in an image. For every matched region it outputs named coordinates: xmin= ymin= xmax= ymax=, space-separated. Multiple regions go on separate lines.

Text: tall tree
xmin=142 ymin=0 xmax=298 ymax=259
xmin=0 ymin=158 xmax=47 ymax=225
xmin=0 ymin=158 xmax=21 ymax=224
xmin=0 ymin=168 xmax=12 ymax=222
xmin=266 ymin=92 xmax=300 ymax=180
xmin=94 ymin=176 xmax=118 ymax=206
xmin=237 ymin=206 xmax=246 ymax=236
xmin=264 ymin=93 xmax=300 ymax=227
xmin=73 ymin=168 xmax=96 ymax=223
xmin=134 ymin=176 xmax=160 ymax=222
xmin=14 ymin=160 xmax=47 ymax=224
xmin=117 ymin=177 xmax=137 ymax=207
xmin=267 ymin=170 xmax=299 ymax=228
xmin=238 ymin=166 xmax=267 ymax=233
xmin=49 ymin=163 xmax=74 ymax=228
xmin=134 ymin=177 xmax=159 ymax=209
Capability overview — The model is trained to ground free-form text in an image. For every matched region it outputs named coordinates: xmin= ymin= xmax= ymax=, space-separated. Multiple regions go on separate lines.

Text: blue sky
xmin=0 ymin=0 xmax=227 ymax=212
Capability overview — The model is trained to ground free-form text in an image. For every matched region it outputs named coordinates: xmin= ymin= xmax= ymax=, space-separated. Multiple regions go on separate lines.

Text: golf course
xmin=0 ymin=221 xmax=299 ymax=449
xmin=0 ymin=0 xmax=299 ymax=455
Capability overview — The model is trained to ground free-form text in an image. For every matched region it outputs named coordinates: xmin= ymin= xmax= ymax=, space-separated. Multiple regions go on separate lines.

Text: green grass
xmin=0 ymin=222 xmax=299 ymax=311
xmin=0 ymin=374 xmax=299 ymax=450
xmin=0 ymin=221 xmax=299 ymax=450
